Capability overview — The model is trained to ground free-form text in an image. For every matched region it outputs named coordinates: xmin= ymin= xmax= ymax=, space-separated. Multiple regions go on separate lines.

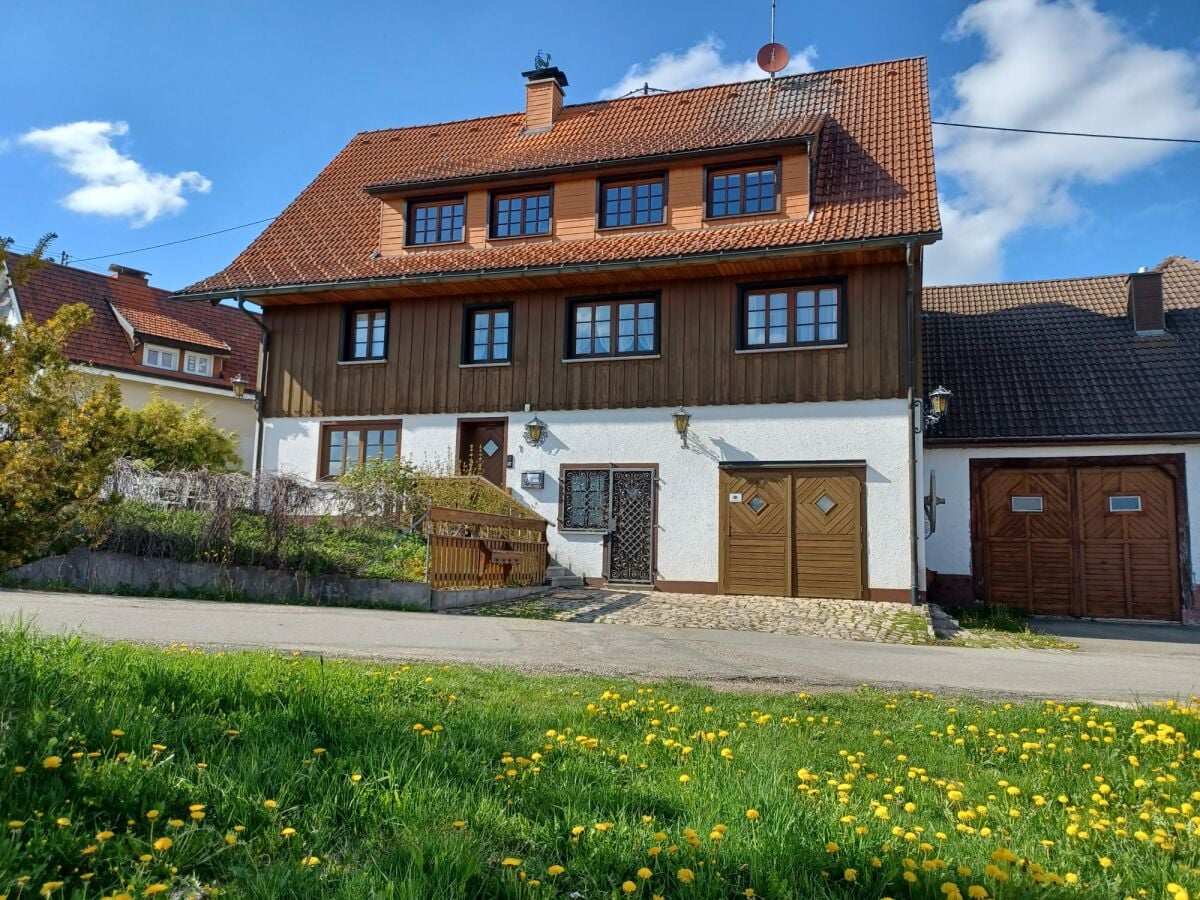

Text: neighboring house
xmin=923 ymin=256 xmax=1200 ymax=622
xmin=3 ymin=258 xmax=262 ymax=471
xmin=177 ymin=58 xmax=942 ymax=600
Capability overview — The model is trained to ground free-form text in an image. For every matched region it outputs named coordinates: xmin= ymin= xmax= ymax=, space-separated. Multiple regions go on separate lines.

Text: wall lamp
xmin=672 ymin=406 xmax=691 ymax=448
xmin=523 ymin=415 xmax=548 ymax=447
xmin=915 ymin=385 xmax=952 ymax=431
xmin=230 ymin=373 xmax=260 ymax=411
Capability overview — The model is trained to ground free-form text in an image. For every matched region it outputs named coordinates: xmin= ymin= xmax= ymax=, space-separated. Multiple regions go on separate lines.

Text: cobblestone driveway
xmin=454 ymin=587 xmax=934 ymax=645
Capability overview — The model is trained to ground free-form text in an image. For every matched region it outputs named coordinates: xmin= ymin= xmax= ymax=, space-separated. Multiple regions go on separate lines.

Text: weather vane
xmin=534 ymin=49 xmax=551 ymax=71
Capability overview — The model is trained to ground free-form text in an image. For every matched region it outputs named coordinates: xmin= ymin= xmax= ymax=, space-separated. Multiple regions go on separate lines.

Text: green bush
xmin=118 ymin=393 xmax=241 ymax=472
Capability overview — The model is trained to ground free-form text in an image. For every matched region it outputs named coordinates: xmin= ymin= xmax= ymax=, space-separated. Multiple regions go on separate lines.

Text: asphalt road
xmin=1 ymin=589 xmax=1196 ymax=705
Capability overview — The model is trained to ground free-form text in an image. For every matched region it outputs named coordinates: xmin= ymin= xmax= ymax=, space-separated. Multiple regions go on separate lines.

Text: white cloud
xmin=19 ymin=121 xmax=211 ymax=227
xmin=926 ymin=0 xmax=1200 ymax=284
xmin=599 ymin=36 xmax=817 ymax=100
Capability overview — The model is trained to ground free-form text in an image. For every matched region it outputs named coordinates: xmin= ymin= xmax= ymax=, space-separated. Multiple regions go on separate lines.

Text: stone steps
xmin=546 ymin=565 xmax=584 ymax=589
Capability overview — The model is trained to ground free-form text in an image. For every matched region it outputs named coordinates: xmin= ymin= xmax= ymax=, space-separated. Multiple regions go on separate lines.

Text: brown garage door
xmin=720 ymin=467 xmax=865 ymax=599
xmin=975 ymin=460 xmax=1181 ymax=620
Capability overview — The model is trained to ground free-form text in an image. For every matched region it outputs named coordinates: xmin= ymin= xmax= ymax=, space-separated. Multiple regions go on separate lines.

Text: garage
xmin=972 ymin=458 xmax=1183 ymax=620
xmin=719 ymin=465 xmax=865 ymax=599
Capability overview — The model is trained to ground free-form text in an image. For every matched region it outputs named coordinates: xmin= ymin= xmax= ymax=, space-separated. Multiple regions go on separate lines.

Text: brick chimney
xmin=1128 ymin=268 xmax=1165 ymax=333
xmin=109 ymin=263 xmax=151 ymax=284
xmin=521 ymin=63 xmax=568 ymax=134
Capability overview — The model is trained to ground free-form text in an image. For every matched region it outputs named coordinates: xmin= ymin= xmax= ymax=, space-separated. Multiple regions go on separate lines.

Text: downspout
xmin=236 ymin=296 xmax=269 ymax=477
xmin=905 ymin=240 xmax=921 ymax=606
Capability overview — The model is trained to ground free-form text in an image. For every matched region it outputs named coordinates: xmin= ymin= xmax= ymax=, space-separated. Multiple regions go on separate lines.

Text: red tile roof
xmin=6 ymin=257 xmax=260 ymax=389
xmin=922 ymin=257 xmax=1200 ymax=442
xmin=180 ymin=57 xmax=940 ymax=297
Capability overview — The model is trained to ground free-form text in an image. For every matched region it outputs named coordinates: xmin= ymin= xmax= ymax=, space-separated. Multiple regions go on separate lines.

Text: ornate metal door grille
xmin=608 ymin=469 xmax=655 ymax=583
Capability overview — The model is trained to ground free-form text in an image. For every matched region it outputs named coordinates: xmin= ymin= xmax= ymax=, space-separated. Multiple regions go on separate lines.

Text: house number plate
xmin=728 ymin=492 xmax=743 ymax=503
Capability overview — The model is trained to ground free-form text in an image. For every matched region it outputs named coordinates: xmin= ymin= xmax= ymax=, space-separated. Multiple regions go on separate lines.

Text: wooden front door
xmin=457 ymin=419 xmax=507 ymax=487
xmin=975 ymin=461 xmax=1181 ymax=620
xmin=719 ymin=467 xmax=865 ymax=599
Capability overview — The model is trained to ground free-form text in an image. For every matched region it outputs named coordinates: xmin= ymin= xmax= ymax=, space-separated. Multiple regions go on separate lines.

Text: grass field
xmin=0 ymin=627 xmax=1196 ymax=899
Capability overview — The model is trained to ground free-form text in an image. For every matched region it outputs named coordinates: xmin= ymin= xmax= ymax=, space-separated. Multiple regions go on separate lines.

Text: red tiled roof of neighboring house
xmin=179 ymin=57 xmax=940 ymax=296
xmin=922 ymin=256 xmax=1200 ymax=442
xmin=6 ymin=256 xmax=260 ymax=389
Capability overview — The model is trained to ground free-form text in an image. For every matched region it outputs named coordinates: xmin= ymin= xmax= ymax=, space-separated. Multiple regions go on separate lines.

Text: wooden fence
xmin=426 ymin=506 xmax=549 ymax=590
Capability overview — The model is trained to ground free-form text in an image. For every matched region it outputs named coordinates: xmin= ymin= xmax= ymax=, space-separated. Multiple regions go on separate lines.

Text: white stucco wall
xmin=924 ymin=443 xmax=1199 ymax=588
xmin=264 ymin=399 xmax=917 ymax=589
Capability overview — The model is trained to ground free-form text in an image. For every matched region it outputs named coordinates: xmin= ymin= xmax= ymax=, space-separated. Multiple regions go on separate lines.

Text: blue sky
xmin=2 ymin=0 xmax=1198 ymax=289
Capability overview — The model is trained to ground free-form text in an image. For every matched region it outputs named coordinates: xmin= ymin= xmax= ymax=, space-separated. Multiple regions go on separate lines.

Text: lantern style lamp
xmin=926 ymin=385 xmax=952 ymax=426
xmin=672 ymin=406 xmax=691 ymax=448
xmin=230 ymin=373 xmax=249 ymax=399
xmin=523 ymin=415 xmax=547 ymax=447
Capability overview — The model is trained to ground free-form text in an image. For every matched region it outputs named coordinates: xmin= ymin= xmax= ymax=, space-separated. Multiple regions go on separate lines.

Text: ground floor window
xmin=320 ymin=422 xmax=400 ymax=478
xmin=560 ymin=468 xmax=610 ymax=530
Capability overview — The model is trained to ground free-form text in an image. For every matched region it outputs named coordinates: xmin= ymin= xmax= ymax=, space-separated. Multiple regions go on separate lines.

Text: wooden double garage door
xmin=719 ymin=466 xmax=865 ymax=599
xmin=974 ymin=459 xmax=1184 ymax=620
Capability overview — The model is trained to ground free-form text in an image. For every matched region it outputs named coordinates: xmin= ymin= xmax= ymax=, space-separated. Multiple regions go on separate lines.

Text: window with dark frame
xmin=491 ymin=189 xmax=551 ymax=238
xmin=568 ymin=296 xmax=658 ymax=359
xmin=599 ymin=176 xmax=665 ymax=228
xmin=561 ymin=468 xmax=610 ymax=530
xmin=741 ymin=283 xmax=843 ymax=350
xmin=322 ymin=423 xmax=400 ymax=478
xmin=344 ymin=308 xmax=388 ymax=361
xmin=407 ymin=196 xmax=465 ymax=245
xmin=707 ymin=163 xmax=779 ymax=218
xmin=464 ymin=305 xmax=512 ymax=364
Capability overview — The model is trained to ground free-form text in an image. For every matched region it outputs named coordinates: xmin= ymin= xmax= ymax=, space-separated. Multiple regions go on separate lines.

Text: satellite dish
xmin=756 ymin=42 xmax=790 ymax=74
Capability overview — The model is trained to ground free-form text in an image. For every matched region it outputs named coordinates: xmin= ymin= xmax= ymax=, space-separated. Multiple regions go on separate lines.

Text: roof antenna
xmin=756 ymin=0 xmax=790 ymax=80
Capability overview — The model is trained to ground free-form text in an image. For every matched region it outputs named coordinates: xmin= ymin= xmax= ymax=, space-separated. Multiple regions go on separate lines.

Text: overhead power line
xmin=933 ymin=120 xmax=1200 ymax=144
xmin=68 ymin=217 xmax=276 ymax=264
xmin=41 ymin=120 xmax=1198 ymax=268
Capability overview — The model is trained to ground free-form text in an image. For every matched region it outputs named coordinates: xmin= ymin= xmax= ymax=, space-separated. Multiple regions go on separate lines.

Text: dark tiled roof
xmin=922 ymin=257 xmax=1200 ymax=442
xmin=6 ymin=257 xmax=259 ymax=389
xmin=179 ymin=57 xmax=940 ymax=296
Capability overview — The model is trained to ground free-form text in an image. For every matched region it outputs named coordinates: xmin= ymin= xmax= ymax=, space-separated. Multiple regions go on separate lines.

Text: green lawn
xmin=1 ymin=627 xmax=1196 ymax=899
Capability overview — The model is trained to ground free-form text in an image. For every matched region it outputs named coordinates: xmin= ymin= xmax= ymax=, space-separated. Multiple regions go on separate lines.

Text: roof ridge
xmin=925 ymin=271 xmax=1131 ymax=291
xmin=351 ymin=56 xmax=927 ymax=139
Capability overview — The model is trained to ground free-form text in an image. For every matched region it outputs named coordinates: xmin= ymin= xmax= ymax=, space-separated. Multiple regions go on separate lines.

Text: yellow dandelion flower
xmin=638 ymin=867 xmax=653 ymax=879
xmin=55 ymin=817 xmax=70 ymax=827
xmin=745 ymin=808 xmax=760 ymax=820
xmin=263 ymin=800 xmax=278 ymax=809
xmin=677 ymin=868 xmax=695 ymax=884
xmin=501 ymin=857 xmax=522 ymax=867
xmin=301 ymin=855 xmax=320 ymax=866
xmin=826 ymin=841 xmax=840 ymax=853
xmin=39 ymin=882 xmax=65 ymax=896
xmin=146 ymin=810 xmax=159 ymax=820
xmin=110 ymin=729 xmax=125 ymax=737
xmin=154 ymin=837 xmax=173 ymax=852
xmin=679 ymin=774 xmax=690 ymax=784
xmin=7 ymin=820 xmax=24 ymax=829
xmin=622 ymin=881 xmax=637 ymax=894
xmin=42 ymin=756 xmax=62 ymax=770
xmin=143 ymin=885 xmax=168 ymax=896
xmin=547 ymin=865 xmax=565 ymax=876
xmin=95 ymin=830 xmax=115 ymax=841
xmin=844 ymin=868 xmax=858 ymax=882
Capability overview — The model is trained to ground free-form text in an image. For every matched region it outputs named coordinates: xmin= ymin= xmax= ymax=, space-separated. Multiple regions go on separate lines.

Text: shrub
xmin=118 ymin=393 xmax=241 ymax=472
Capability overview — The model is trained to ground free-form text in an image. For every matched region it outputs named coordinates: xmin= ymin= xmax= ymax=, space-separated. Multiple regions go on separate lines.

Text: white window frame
xmin=143 ymin=343 xmax=179 ymax=372
xmin=1108 ymin=495 xmax=1143 ymax=513
xmin=183 ymin=350 xmax=215 ymax=377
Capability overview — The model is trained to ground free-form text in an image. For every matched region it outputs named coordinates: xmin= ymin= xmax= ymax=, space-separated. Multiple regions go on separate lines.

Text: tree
xmin=118 ymin=393 xmax=241 ymax=472
xmin=0 ymin=288 xmax=126 ymax=568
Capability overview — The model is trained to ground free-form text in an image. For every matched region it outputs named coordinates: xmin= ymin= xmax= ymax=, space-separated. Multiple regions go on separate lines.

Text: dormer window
xmin=707 ymin=162 xmax=779 ymax=218
xmin=599 ymin=174 xmax=665 ymax=228
xmin=407 ymin=196 xmax=465 ymax=246
xmin=143 ymin=343 xmax=179 ymax=371
xmin=184 ymin=351 xmax=214 ymax=376
xmin=491 ymin=188 xmax=552 ymax=238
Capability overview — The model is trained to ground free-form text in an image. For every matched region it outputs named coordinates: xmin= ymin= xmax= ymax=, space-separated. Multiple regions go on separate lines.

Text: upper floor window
xmin=143 ymin=343 xmax=178 ymax=371
xmin=343 ymin=307 xmax=388 ymax=361
xmin=707 ymin=162 xmax=779 ymax=218
xmin=491 ymin=188 xmax=551 ymax=238
xmin=740 ymin=283 xmax=843 ymax=350
xmin=568 ymin=296 xmax=659 ymax=359
xmin=184 ymin=351 xmax=214 ymax=377
xmin=599 ymin=175 xmax=665 ymax=228
xmin=464 ymin=305 xmax=512 ymax=364
xmin=321 ymin=422 xmax=400 ymax=479
xmin=407 ymin=196 xmax=465 ymax=245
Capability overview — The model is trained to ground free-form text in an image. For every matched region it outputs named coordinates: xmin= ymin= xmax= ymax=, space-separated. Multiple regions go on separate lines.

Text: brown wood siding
xmin=378 ymin=147 xmax=809 ymax=257
xmin=263 ymin=259 xmax=908 ymax=418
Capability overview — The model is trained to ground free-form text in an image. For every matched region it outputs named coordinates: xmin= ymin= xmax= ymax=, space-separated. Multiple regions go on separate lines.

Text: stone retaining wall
xmin=8 ymin=549 xmax=547 ymax=612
